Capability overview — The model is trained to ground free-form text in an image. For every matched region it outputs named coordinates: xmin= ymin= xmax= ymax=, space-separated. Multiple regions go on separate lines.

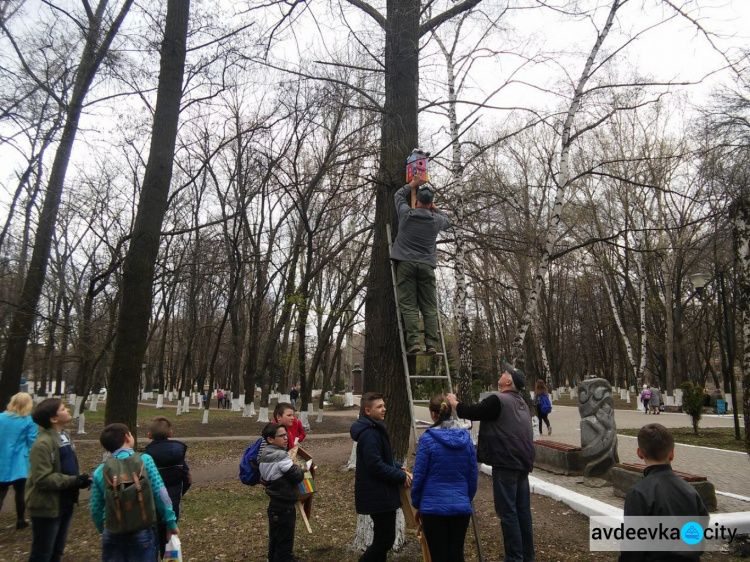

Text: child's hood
xmin=259 ymin=443 xmax=288 ymax=464
xmin=426 ymin=427 xmax=472 ymax=450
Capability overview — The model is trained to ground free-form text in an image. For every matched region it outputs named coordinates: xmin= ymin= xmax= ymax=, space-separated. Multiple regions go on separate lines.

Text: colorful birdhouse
xmin=406 ymin=149 xmax=430 ymax=182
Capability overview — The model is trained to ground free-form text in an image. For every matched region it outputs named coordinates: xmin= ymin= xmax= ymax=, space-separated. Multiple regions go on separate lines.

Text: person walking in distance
xmin=446 ymin=364 xmax=535 ymax=562
xmin=533 ymin=380 xmax=552 ymax=436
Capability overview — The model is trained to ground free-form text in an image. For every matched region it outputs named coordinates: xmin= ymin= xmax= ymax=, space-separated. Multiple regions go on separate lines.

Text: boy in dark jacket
xmin=350 ymin=392 xmax=411 ymax=562
xmin=259 ymin=422 xmax=305 ymax=562
xmin=619 ymin=424 xmax=708 ymax=562
xmin=145 ymin=416 xmax=191 ymax=557
xmin=26 ymin=398 xmax=91 ymax=562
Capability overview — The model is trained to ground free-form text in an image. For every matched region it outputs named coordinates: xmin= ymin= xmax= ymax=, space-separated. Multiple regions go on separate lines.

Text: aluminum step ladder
xmin=386 ymin=224 xmax=453 ymax=446
xmin=386 ymin=224 xmax=485 ymax=562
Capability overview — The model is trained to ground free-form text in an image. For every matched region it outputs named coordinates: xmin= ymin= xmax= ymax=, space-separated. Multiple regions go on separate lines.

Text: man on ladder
xmin=390 ymin=175 xmax=451 ymax=355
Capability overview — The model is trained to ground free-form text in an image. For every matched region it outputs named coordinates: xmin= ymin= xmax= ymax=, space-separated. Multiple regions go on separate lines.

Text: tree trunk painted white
xmin=242 ymin=403 xmax=253 ymax=418
xmin=346 ymin=442 xmax=357 ymax=471
xmin=279 ymin=394 xmax=290 ymax=404
xmin=156 ymin=393 xmax=164 ymax=409
xmin=77 ymin=413 xmax=86 ymax=435
xmin=299 ymin=411 xmax=310 ymax=431
xmin=350 ymin=512 xmax=407 ymax=553
xmin=168 ymin=391 xmax=173 ymax=402
xmin=68 ymin=393 xmax=76 ymax=406
xmin=191 ymin=392 xmax=196 ymax=405
xmin=176 ymin=401 xmax=182 ymax=416
xmin=257 ymin=407 xmax=269 ymax=423
xmin=73 ymin=396 xmax=83 ymax=419
xmin=345 ymin=392 xmax=354 ymax=407
xmin=511 ymin=0 xmax=623 ymax=363
xmin=238 ymin=394 xmax=245 ymax=411
xmin=182 ymin=396 xmax=190 ymax=414
xmin=232 ymin=398 xmax=240 ymax=411
xmin=604 ymin=273 xmax=638 ymax=385
xmin=202 ymin=409 xmax=209 ymax=424
xmin=89 ymin=393 xmax=99 ymax=412
xmin=316 ymin=407 xmax=324 ymax=423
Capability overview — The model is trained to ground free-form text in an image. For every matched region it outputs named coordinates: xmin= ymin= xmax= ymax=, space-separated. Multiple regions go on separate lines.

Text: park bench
xmin=533 ymin=440 xmax=583 ymax=476
xmin=611 ymin=462 xmax=717 ymax=512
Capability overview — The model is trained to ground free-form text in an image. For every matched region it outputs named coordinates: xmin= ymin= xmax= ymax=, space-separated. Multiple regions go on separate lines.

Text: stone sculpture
xmin=578 ymin=378 xmax=619 ymax=487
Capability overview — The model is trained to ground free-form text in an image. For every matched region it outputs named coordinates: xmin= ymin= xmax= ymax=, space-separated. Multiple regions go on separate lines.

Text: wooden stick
xmin=297 ymin=501 xmax=312 ymax=534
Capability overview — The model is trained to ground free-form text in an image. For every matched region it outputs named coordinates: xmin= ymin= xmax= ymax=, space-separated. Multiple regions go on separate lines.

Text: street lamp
xmin=689 ymin=271 xmax=741 ymax=441
xmin=689 ymin=273 xmax=708 ymax=299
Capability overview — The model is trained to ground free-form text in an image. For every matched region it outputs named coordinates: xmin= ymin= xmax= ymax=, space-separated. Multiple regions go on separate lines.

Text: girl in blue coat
xmin=0 ymin=392 xmax=38 ymax=529
xmin=411 ymin=395 xmax=477 ymax=562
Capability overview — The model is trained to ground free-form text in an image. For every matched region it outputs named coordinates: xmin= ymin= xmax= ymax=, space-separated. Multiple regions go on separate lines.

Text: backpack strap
xmin=132 ymin=463 xmax=148 ymax=524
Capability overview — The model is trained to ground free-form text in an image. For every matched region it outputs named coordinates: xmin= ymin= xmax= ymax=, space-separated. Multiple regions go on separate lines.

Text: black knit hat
xmin=503 ymin=364 xmax=526 ymax=390
xmin=416 ymin=186 xmax=434 ymax=204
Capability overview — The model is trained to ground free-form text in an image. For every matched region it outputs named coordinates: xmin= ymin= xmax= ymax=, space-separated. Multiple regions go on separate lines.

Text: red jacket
xmin=287 ymin=417 xmax=306 ymax=449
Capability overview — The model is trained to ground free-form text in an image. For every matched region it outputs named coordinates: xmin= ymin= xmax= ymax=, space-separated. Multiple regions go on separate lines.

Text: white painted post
xmin=345 ymin=392 xmax=354 ymax=407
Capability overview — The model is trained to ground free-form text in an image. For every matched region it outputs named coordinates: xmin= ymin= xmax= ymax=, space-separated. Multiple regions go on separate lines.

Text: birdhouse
xmin=406 ymin=149 xmax=430 ymax=182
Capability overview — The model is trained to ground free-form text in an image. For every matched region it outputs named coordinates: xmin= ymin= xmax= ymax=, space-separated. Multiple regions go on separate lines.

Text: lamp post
xmin=690 ymin=272 xmax=741 ymax=440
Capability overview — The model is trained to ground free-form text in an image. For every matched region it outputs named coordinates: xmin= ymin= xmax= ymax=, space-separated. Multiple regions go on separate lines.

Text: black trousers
xmin=537 ymin=412 xmax=551 ymax=433
xmin=359 ymin=510 xmax=397 ymax=562
xmin=421 ymin=513 xmax=471 ymax=562
xmin=267 ymin=505 xmax=296 ymax=562
xmin=0 ymin=478 xmax=26 ymax=520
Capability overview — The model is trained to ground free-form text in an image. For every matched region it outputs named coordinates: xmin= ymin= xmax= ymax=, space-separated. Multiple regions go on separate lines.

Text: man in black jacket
xmin=350 ymin=392 xmax=412 ymax=562
xmin=446 ymin=364 xmax=534 ymax=562
xmin=619 ymin=424 xmax=708 ymax=562
xmin=259 ymin=422 xmax=305 ymax=562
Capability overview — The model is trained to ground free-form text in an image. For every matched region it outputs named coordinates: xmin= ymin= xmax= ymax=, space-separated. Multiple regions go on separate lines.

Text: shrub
xmin=680 ymin=382 xmax=704 ymax=435
xmin=331 ymin=395 xmax=346 ymax=410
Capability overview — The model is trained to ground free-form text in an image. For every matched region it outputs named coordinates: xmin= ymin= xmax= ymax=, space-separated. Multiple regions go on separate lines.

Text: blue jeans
xmin=29 ymin=505 xmax=74 ymax=562
xmin=492 ymin=467 xmax=534 ymax=562
xmin=101 ymin=528 xmax=158 ymax=562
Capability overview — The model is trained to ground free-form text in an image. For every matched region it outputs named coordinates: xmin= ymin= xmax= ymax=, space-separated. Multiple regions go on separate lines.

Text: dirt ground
xmin=0 ymin=408 xmax=742 ymax=561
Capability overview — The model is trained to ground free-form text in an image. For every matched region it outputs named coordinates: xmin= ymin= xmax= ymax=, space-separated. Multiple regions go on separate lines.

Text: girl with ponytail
xmin=411 ymin=395 xmax=478 ymax=562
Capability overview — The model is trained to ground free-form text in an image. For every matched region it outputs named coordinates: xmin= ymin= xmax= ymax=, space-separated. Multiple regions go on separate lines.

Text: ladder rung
xmin=409 ymin=375 xmax=449 ymax=380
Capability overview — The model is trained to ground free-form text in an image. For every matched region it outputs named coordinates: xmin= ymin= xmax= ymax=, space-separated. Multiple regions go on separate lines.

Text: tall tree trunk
xmin=731 ymin=198 xmax=750 ymax=455
xmin=105 ymin=0 xmax=190 ymax=435
xmin=0 ymin=0 xmax=134 ymax=409
xmin=510 ymin=0 xmax=623 ymax=364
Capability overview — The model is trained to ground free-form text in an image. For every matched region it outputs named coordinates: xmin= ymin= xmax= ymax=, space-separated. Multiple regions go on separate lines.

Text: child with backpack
xmin=25 ymin=398 xmax=92 ymax=561
xmin=90 ymin=423 xmax=178 ymax=561
xmin=259 ymin=422 xmax=305 ymax=562
xmin=145 ymin=416 xmax=191 ymax=557
xmin=640 ymin=385 xmax=652 ymax=414
xmin=533 ymin=380 xmax=552 ymax=435
xmin=273 ymin=402 xmax=305 ymax=449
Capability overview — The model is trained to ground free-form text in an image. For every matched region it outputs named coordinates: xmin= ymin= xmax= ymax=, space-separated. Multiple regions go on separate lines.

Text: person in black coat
xmin=619 ymin=424 xmax=708 ymax=562
xmin=350 ymin=392 xmax=411 ymax=562
xmin=145 ymin=416 xmax=192 ymax=557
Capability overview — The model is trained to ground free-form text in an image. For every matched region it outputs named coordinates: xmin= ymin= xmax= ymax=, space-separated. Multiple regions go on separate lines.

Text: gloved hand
xmin=76 ymin=473 xmax=92 ymax=489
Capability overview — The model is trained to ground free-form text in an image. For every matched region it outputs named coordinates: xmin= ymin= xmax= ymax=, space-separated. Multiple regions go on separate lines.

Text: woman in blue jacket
xmin=411 ymin=395 xmax=478 ymax=562
xmin=0 ymin=392 xmax=38 ymax=529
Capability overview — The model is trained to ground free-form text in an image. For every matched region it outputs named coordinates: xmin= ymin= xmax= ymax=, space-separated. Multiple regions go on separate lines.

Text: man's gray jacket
xmin=390 ymin=184 xmax=451 ymax=267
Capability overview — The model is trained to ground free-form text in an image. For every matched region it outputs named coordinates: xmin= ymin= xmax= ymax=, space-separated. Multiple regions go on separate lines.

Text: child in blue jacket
xmin=411 ymin=395 xmax=477 ymax=562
